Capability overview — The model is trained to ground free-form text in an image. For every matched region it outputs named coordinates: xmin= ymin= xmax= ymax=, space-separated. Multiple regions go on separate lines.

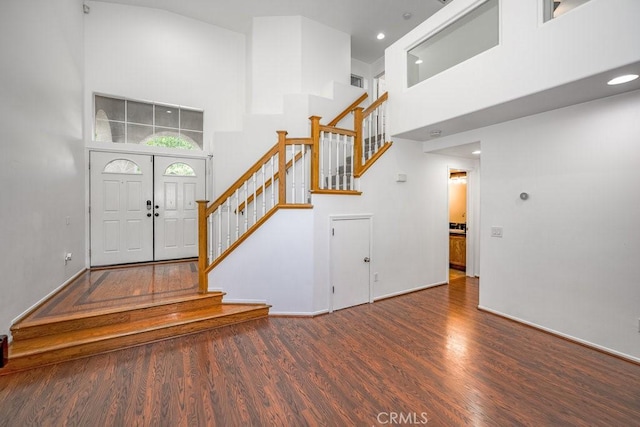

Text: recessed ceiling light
xmin=429 ymin=130 xmax=442 ymax=137
xmin=166 ymin=110 xmax=172 ymax=113
xmin=472 ymin=150 xmax=481 ymax=155
xmin=376 ymin=33 xmax=385 ymax=40
xmin=415 ymin=59 xmax=423 ymax=64
xmin=607 ymin=74 xmax=639 ymax=85
xmin=402 ymin=12 xmax=412 ymax=20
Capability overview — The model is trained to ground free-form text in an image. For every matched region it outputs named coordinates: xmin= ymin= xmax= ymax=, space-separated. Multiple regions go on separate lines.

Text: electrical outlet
xmin=374 ymin=272 xmax=379 ymax=282
xmin=491 ymin=226 xmax=503 ymax=238
xmin=64 ymin=253 xmax=72 ymax=264
xmin=638 ymin=318 xmax=640 ymax=333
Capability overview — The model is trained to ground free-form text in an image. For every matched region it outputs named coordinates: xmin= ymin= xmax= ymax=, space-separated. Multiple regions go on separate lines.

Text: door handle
xmin=147 ymin=213 xmax=152 ymax=217
xmin=146 ymin=200 xmax=152 ymax=210
xmin=154 ymin=213 xmax=159 ymax=217
xmin=364 ymin=257 xmax=370 ymax=263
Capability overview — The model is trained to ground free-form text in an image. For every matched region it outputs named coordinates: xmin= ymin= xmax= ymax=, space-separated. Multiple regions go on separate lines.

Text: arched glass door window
xmin=103 ymin=159 xmax=142 ymax=174
xmin=164 ymin=162 xmax=196 ymax=176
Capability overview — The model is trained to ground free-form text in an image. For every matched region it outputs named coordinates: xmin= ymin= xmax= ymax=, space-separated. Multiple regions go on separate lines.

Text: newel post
xmin=196 ymin=200 xmax=209 ymax=293
xmin=277 ymin=130 xmax=288 ymax=205
xmin=353 ymin=107 xmax=364 ymax=177
xmin=309 ymin=116 xmax=321 ymax=191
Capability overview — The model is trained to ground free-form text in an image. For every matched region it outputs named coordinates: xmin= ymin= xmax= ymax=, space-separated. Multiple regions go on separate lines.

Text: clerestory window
xmin=407 ymin=0 xmax=499 ymax=87
xmin=94 ymin=95 xmax=204 ymax=150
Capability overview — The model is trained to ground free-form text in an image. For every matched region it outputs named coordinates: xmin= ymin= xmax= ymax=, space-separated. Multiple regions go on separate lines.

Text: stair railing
xmin=197 ymin=92 xmax=390 ymax=292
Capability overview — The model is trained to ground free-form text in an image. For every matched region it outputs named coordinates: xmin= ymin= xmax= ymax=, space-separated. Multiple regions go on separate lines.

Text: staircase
xmin=197 ymin=92 xmax=391 ymax=291
xmin=2 ymin=289 xmax=268 ymax=375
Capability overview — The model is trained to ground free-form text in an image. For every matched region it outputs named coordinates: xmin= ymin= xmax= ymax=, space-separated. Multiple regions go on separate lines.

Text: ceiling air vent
xmin=437 ymin=0 xmax=453 ymax=4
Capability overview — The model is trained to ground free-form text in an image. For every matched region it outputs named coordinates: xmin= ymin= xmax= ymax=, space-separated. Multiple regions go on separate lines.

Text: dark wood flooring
xmin=1 ymin=276 xmax=639 ymax=426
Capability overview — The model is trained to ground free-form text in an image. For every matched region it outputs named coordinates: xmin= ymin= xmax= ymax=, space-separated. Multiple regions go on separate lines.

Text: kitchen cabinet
xmin=449 ymin=233 xmax=466 ymax=270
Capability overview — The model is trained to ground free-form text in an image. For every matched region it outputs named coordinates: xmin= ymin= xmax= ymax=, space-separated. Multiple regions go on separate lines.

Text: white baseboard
xmin=269 ymin=309 xmax=329 ymax=317
xmin=374 ymin=281 xmax=446 ymax=302
xmin=222 ymin=298 xmax=268 ymax=305
xmin=478 ymin=305 xmax=640 ymax=364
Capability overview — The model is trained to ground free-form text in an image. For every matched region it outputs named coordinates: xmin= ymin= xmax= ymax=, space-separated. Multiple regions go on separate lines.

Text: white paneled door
xmin=90 ymin=152 xmax=205 ymax=267
xmin=330 ymin=217 xmax=372 ymax=311
xmin=154 ymin=156 xmax=205 ymax=261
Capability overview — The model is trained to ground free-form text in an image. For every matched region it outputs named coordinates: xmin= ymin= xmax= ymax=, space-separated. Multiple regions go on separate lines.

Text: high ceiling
xmin=92 ymin=0 xmax=448 ymax=63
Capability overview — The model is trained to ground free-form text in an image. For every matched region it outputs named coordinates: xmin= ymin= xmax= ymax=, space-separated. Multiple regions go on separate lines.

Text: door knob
xmin=154 ymin=213 xmax=159 ymax=217
xmin=147 ymin=213 xmax=152 ymax=217
xmin=364 ymin=257 xmax=370 ymax=263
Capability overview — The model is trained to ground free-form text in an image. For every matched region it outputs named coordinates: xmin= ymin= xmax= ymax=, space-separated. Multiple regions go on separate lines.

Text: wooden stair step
xmin=10 ymin=292 xmax=224 ymax=341
xmin=4 ymin=303 xmax=269 ymax=374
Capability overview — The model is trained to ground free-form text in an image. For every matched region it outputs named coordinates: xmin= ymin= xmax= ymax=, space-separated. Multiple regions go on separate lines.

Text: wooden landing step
xmin=2 ymin=293 xmax=269 ymax=375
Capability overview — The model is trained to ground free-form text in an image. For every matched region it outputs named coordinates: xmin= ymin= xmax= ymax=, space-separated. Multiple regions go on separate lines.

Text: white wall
xmin=250 ymin=16 xmax=350 ymax=114
xmin=301 ymin=17 xmax=350 ymax=98
xmin=0 ymin=0 xmax=85 ymax=336
xmin=208 ymin=209 xmax=315 ymax=315
xmin=438 ymin=89 xmax=640 ymax=361
xmin=386 ymin=0 xmax=640 ymax=137
xmin=84 ymin=1 xmax=247 ymax=149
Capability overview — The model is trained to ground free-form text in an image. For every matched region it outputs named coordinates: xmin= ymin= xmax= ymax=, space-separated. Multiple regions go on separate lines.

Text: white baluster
xmin=377 ymin=106 xmax=382 ymax=151
xmin=208 ymin=214 xmax=214 ymax=260
xmin=334 ymin=133 xmax=339 ymax=190
xmin=261 ymin=163 xmax=266 ymax=215
xmin=216 ymin=207 xmax=222 ymax=257
xmin=270 ymin=155 xmax=276 ymax=206
xmin=291 ymin=145 xmax=296 ymax=203
xmin=234 ymin=188 xmax=239 ymax=239
xmin=320 ymin=131 xmax=326 ymax=190
xmin=342 ymin=134 xmax=347 ymax=190
xmin=349 ymin=136 xmax=354 ymax=190
xmin=301 ymin=145 xmax=306 ymax=202
xmin=252 ymin=172 xmax=257 ymax=225
xmin=243 ymin=181 xmax=248 ymax=232
xmin=226 ymin=197 xmax=230 ymax=249
xmin=381 ymin=104 xmax=386 ymax=147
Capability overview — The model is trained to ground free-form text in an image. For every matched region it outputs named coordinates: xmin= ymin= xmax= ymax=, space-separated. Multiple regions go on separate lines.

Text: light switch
xmin=491 ymin=226 xmax=503 ymax=238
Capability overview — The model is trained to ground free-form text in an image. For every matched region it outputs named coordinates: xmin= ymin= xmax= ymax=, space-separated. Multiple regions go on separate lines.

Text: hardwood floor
xmin=1 ymin=277 xmax=639 ymax=426
xmin=19 ymin=260 xmax=200 ymax=323
xmin=4 ymin=261 xmax=268 ymax=373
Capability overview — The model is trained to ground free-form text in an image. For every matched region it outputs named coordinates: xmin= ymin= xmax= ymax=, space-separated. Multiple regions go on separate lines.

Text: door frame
xmin=328 ymin=214 xmax=374 ymax=313
xmin=86 ymin=147 xmax=211 ymax=267
xmin=446 ymin=166 xmax=478 ymax=280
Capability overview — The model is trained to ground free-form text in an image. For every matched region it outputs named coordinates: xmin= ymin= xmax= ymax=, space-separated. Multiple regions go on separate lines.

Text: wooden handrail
xmin=236 ymin=149 xmax=305 ymax=213
xmin=318 ymin=125 xmax=357 ymax=137
xmin=363 ymin=92 xmax=388 ymax=118
xmin=327 ymin=92 xmax=368 ymax=127
xmin=205 ymin=143 xmax=279 ymax=217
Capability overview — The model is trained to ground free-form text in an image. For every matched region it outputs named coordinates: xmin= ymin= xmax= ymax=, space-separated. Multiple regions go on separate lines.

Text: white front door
xmin=90 ymin=152 xmax=154 ymax=266
xmin=154 ymin=156 xmax=206 ymax=260
xmin=90 ymin=152 xmax=206 ymax=266
xmin=330 ymin=217 xmax=372 ymax=311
